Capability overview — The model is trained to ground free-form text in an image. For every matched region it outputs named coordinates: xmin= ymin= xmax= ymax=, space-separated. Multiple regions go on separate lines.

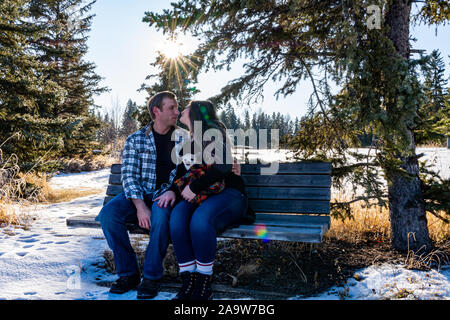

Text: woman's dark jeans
xmin=169 ymin=188 xmax=248 ymax=266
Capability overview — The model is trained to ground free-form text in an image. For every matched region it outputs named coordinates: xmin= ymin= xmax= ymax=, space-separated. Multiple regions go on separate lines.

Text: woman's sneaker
xmin=172 ymin=272 xmax=196 ymax=300
xmin=191 ymin=272 xmax=213 ymax=300
xmin=109 ymin=273 xmax=140 ymax=294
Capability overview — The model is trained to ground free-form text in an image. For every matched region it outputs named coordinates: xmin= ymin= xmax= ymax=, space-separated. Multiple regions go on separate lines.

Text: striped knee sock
xmin=179 ymin=260 xmax=196 ymax=273
xmin=196 ymin=260 xmax=214 ymax=275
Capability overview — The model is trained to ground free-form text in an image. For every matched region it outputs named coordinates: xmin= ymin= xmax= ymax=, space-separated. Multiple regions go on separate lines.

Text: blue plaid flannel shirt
xmin=121 ymin=123 xmax=188 ymax=200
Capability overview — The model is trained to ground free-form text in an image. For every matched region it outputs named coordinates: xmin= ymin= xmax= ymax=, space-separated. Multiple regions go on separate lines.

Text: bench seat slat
xmin=67 ymin=215 xmax=101 ymax=229
xmin=255 ymin=213 xmax=330 ymax=232
xmin=65 ymin=215 xmax=148 ymax=234
xmin=66 ymin=214 xmax=328 ymax=243
xmin=66 ymin=214 xmax=330 ymax=230
xmin=220 ymin=225 xmax=323 ymax=243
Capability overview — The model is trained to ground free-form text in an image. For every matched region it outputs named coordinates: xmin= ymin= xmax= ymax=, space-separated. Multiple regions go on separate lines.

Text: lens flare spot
xmin=254 ymin=224 xmax=269 ymax=242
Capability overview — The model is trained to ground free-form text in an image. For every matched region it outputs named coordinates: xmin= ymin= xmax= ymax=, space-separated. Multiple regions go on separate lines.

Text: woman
xmin=155 ymin=100 xmax=248 ymax=300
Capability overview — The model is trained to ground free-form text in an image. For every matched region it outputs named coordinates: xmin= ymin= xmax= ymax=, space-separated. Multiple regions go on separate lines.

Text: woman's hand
xmin=153 ymin=190 xmax=176 ymax=208
xmin=181 ymin=185 xmax=196 ymax=202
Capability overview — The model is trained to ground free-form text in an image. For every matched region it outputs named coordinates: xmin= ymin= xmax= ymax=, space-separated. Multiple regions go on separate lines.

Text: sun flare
xmin=158 ymin=34 xmax=197 ymax=60
xmin=156 ymin=34 xmax=200 ymax=94
xmin=160 ymin=40 xmax=183 ymax=59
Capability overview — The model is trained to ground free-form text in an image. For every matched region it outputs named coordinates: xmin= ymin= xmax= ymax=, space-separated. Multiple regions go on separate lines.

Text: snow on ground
xmin=296 ymin=264 xmax=449 ymax=300
xmin=0 ymin=148 xmax=448 ymax=300
xmin=48 ymin=168 xmax=112 ymax=190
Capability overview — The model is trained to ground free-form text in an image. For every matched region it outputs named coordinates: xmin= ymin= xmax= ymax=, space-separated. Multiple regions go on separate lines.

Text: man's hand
xmin=153 ymin=190 xmax=176 ymax=208
xmin=232 ymin=158 xmax=241 ymax=176
xmin=181 ymin=185 xmax=196 ymax=202
xmin=132 ymin=199 xmax=151 ymax=230
xmin=136 ymin=206 xmax=151 ymax=230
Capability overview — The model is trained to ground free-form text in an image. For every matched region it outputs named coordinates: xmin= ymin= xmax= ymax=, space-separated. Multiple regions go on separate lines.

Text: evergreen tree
xmin=244 ymin=109 xmax=251 ymax=130
xmin=0 ymin=0 xmax=67 ymax=170
xmin=28 ymin=0 xmax=108 ymax=156
xmin=224 ymin=104 xmax=240 ymax=130
xmin=120 ymin=99 xmax=138 ymax=138
xmin=251 ymin=112 xmax=258 ymax=131
xmin=218 ymin=110 xmax=229 ymax=129
xmin=100 ymin=112 xmax=118 ymax=145
xmin=144 ymin=0 xmax=450 ymax=252
xmin=415 ymin=50 xmax=449 ymax=145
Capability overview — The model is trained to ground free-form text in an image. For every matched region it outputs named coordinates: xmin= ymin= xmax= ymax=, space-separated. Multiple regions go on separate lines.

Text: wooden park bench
xmin=66 ymin=162 xmax=332 ymax=243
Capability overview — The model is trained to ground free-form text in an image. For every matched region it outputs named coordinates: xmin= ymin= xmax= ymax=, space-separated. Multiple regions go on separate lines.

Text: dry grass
xmin=41 ymin=186 xmax=102 ymax=204
xmin=0 ymin=148 xmax=107 ymax=228
xmin=326 ymin=190 xmax=449 ymax=246
xmin=0 ymin=149 xmax=41 ymax=229
xmin=404 ymin=241 xmax=449 ymax=270
xmin=326 ymin=190 xmax=449 ymax=271
xmin=0 ymin=201 xmax=33 ymax=230
xmin=326 ymin=191 xmax=391 ymax=244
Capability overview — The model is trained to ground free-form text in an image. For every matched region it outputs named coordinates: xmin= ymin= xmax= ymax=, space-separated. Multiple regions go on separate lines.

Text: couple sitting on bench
xmin=95 ymin=91 xmax=253 ymax=300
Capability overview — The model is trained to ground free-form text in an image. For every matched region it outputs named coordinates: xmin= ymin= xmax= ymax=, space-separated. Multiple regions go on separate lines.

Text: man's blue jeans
xmin=95 ymin=192 xmax=172 ymax=280
xmin=169 ymin=188 xmax=248 ymax=267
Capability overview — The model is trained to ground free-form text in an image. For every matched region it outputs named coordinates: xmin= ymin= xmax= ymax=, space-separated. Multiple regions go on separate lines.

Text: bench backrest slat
xmin=241 ymin=175 xmax=330 ymax=187
xmin=241 ymin=162 xmax=331 ymax=174
xmin=245 ymin=187 xmax=330 ymax=200
xmin=249 ymin=199 xmax=329 ymax=214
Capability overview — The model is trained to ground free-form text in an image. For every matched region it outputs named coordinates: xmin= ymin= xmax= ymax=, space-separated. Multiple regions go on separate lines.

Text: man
xmin=95 ymin=91 xmax=184 ymax=299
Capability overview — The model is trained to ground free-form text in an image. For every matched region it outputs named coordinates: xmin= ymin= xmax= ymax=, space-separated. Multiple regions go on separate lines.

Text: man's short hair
xmin=147 ymin=91 xmax=177 ymax=120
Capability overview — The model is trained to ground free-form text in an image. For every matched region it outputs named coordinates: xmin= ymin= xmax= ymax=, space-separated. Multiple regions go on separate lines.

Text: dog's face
xmin=182 ymin=153 xmax=196 ymax=170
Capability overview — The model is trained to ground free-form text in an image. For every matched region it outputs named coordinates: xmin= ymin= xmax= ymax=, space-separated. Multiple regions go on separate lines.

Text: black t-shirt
xmin=153 ymin=127 xmax=176 ymax=190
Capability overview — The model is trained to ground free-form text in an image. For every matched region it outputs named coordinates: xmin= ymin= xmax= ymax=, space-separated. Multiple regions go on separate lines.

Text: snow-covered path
xmin=0 ymin=149 xmax=449 ymax=300
xmin=0 ymin=169 xmax=175 ymax=300
xmin=0 ymin=169 xmax=154 ymax=299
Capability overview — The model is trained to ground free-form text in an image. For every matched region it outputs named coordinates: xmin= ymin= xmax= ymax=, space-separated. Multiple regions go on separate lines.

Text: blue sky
xmin=85 ymin=0 xmax=450 ymax=120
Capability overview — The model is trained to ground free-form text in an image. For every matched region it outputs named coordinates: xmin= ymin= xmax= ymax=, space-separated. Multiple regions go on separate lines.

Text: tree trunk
xmin=384 ymin=0 xmax=432 ymax=253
